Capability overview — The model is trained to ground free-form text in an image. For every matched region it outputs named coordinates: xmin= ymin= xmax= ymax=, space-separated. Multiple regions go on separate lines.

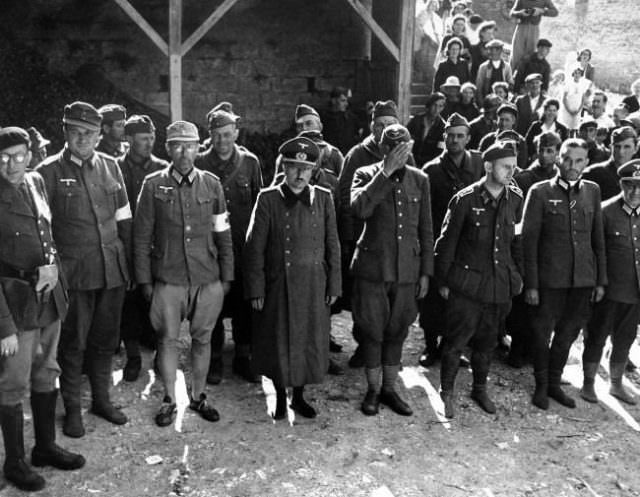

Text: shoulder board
xmin=38 ymin=153 xmax=62 ymax=168
xmin=201 ymin=170 xmax=221 ymax=182
xmin=508 ymin=182 xmax=523 ymax=197
xmin=457 ymin=185 xmax=475 ymax=198
xmin=321 ymin=168 xmax=337 ymax=178
xmin=314 ymin=185 xmax=332 ymax=196
xmin=144 ymin=169 xmax=166 ymax=181
xmin=95 ymin=151 xmax=118 ymax=165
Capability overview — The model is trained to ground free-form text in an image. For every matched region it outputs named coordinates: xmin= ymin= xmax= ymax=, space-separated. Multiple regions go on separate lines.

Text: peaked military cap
xmin=618 ymin=159 xmax=640 ymax=180
xmin=279 ymin=136 xmax=319 ymax=167
xmin=483 ymin=141 xmax=517 ymax=162
xmin=166 ymin=120 xmax=199 ymax=142
xmin=298 ymin=130 xmax=324 ymax=143
xmin=0 ymin=127 xmax=31 ymax=151
xmin=381 ymin=124 xmax=411 ymax=148
xmin=611 ymin=125 xmax=638 ymax=143
xmin=497 ymin=102 xmax=518 ymax=117
xmin=445 ymin=112 xmax=470 ymax=130
xmin=98 ymin=104 xmax=127 ymax=125
xmin=125 ymin=114 xmax=155 ymax=135
xmin=63 ymin=101 xmax=102 ymax=131
xmin=372 ymin=100 xmax=398 ymax=119
xmin=295 ymin=104 xmax=320 ymax=121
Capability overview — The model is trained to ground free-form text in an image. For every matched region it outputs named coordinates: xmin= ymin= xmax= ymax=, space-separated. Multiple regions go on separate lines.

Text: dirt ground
xmin=4 ymin=312 xmax=640 ymax=497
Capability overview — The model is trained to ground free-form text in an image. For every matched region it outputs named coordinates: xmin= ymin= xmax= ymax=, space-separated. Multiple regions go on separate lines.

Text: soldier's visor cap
xmin=63 ymin=101 xmax=102 ymax=132
xmin=618 ymin=159 xmax=640 ymax=180
xmin=279 ymin=137 xmax=319 ymax=167
xmin=98 ymin=104 xmax=127 ymax=124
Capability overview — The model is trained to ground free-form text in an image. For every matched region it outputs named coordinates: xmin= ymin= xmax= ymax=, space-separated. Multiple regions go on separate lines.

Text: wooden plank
xmin=397 ymin=0 xmax=416 ymax=123
xmin=345 ymin=0 xmax=400 ymax=62
xmin=181 ymin=0 xmax=242 ymax=56
xmin=113 ymin=0 xmax=168 ymax=56
xmin=361 ymin=0 xmax=372 ymax=60
xmin=169 ymin=0 xmax=183 ymax=121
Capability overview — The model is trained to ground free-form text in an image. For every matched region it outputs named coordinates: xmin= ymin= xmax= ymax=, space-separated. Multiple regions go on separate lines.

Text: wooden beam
xmin=169 ymin=0 xmax=183 ymax=121
xmin=361 ymin=0 xmax=372 ymax=60
xmin=113 ymin=0 xmax=168 ymax=56
xmin=397 ymin=0 xmax=416 ymax=123
xmin=345 ymin=0 xmax=400 ymax=62
xmin=181 ymin=0 xmax=242 ymax=56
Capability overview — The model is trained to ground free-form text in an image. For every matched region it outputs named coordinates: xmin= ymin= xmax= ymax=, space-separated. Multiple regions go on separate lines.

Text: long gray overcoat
xmin=244 ymin=184 xmax=341 ymax=387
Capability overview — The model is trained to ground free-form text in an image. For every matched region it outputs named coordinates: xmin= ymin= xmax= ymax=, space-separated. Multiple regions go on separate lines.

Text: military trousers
xmin=419 ymin=285 xmax=447 ymax=352
xmin=0 ymin=320 xmax=61 ymax=406
xmin=583 ymin=299 xmax=640 ymax=365
xmin=210 ymin=279 xmax=251 ymax=357
xmin=121 ymin=286 xmax=155 ymax=357
xmin=529 ymin=287 xmax=592 ymax=374
xmin=351 ymin=279 xmax=418 ymax=368
xmin=440 ymin=291 xmax=511 ymax=391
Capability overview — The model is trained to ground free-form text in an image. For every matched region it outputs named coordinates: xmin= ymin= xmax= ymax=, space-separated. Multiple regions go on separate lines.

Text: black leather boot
xmin=548 ymin=370 xmax=576 ymax=408
xmin=30 ymin=391 xmax=85 ymax=470
xmin=532 ymin=370 xmax=549 ymax=410
xmin=89 ymin=353 xmax=127 ymax=425
xmin=0 ymin=404 xmax=45 ymax=491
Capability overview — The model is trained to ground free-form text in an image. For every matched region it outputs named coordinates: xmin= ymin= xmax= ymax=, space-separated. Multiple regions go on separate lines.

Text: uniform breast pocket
xmin=606 ymin=230 xmax=630 ymax=251
xmin=469 ymin=215 xmax=491 ymax=242
xmin=544 ymin=206 xmax=566 ymax=231
xmin=235 ymin=177 xmax=251 ymax=204
xmin=153 ymin=189 xmax=176 ymax=216
xmin=103 ymin=182 xmax=122 ymax=212
xmin=56 ymin=184 xmax=85 ymax=219
xmin=406 ymin=193 xmax=422 ymax=218
xmin=197 ymin=195 xmax=213 ymax=223
xmin=576 ymin=208 xmax=594 ymax=231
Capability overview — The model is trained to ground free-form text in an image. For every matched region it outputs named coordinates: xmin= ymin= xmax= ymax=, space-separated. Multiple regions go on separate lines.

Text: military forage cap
xmin=26 ymin=127 xmax=50 ymax=148
xmin=98 ymin=104 xmax=127 ymax=125
xmin=483 ymin=141 xmax=517 ymax=162
xmin=63 ymin=101 xmax=102 ymax=131
xmin=0 ymin=127 xmax=31 ymax=151
xmin=618 ymin=159 xmax=640 ymax=180
xmin=611 ymin=125 xmax=638 ymax=143
xmin=125 ymin=114 xmax=155 ymax=135
xmin=381 ymin=124 xmax=411 ymax=148
xmin=279 ymin=136 xmax=320 ymax=167
xmin=445 ymin=112 xmax=470 ymax=130
xmin=372 ymin=100 xmax=398 ymax=119
xmin=166 ymin=120 xmax=199 ymax=142
xmin=295 ymin=104 xmax=320 ymax=121
xmin=207 ymin=110 xmax=239 ymax=130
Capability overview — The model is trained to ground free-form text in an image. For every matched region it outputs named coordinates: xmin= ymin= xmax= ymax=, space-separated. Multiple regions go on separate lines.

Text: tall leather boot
xmin=439 ymin=352 xmax=459 ymax=419
xmin=361 ymin=367 xmax=381 ymax=415
xmin=470 ymin=355 xmax=496 ymax=414
xmin=88 ymin=353 xmax=127 ymax=425
xmin=609 ymin=362 xmax=637 ymax=405
xmin=58 ymin=347 xmax=85 ymax=438
xmin=548 ymin=369 xmax=576 ymax=408
xmin=580 ymin=362 xmax=599 ymax=403
xmin=30 ymin=390 xmax=86 ymax=470
xmin=0 ymin=404 xmax=45 ymax=491
xmin=532 ymin=369 xmax=549 ymax=410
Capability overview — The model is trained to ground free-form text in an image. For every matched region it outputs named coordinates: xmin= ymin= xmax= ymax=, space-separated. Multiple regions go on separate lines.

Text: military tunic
xmin=580 ymin=158 xmax=620 ymax=201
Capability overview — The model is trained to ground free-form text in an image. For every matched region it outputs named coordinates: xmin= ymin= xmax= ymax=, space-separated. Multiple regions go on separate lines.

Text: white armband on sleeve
xmin=115 ymin=202 xmax=133 ymax=221
xmin=212 ymin=212 xmax=231 ymax=232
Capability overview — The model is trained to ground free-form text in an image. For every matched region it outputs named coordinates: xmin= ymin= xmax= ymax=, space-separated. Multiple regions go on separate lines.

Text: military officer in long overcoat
xmin=244 ymin=137 xmax=341 ymax=420
xmin=0 ymin=128 xmax=84 ymax=491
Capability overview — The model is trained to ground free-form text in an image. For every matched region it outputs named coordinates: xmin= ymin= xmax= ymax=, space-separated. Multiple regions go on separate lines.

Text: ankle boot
xmin=0 ymin=404 xmax=45 ymax=491
xmin=290 ymin=386 xmax=316 ymax=418
xmin=532 ymin=370 xmax=549 ymax=410
xmin=30 ymin=391 xmax=85 ymax=470
xmin=548 ymin=370 xmax=576 ymax=408
xmin=610 ymin=362 xmax=637 ymax=405
xmin=471 ymin=384 xmax=496 ymax=414
xmin=580 ymin=362 xmax=599 ymax=403
xmin=89 ymin=353 xmax=127 ymax=425
xmin=63 ymin=404 xmax=85 ymax=438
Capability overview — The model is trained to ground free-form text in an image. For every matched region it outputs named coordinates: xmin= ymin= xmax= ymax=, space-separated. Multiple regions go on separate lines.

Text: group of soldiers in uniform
xmin=1 ymin=79 xmax=639 ymax=491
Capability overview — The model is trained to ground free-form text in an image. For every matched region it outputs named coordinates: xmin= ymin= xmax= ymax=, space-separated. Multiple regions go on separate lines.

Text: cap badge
xmin=296 ymin=152 xmax=308 ymax=161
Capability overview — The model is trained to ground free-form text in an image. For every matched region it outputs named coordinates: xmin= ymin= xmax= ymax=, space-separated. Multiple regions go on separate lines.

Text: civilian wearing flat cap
xmin=244 ymin=137 xmax=341 ymax=420
xmin=37 ymin=101 xmax=133 ymax=437
xmin=581 ymin=126 xmax=639 ymax=201
xmin=435 ymin=142 xmax=523 ymax=418
xmin=194 ymin=108 xmax=263 ymax=384
xmin=0 ymin=127 xmax=84 ymax=491
xmin=580 ymin=160 xmax=640 ymax=406
xmin=117 ymin=115 xmax=169 ymax=382
xmin=134 ymin=120 xmax=233 ymax=427
xmin=350 ymin=124 xmax=433 ymax=417
xmin=479 ymin=105 xmax=528 ymax=170
xmin=292 ymin=105 xmax=344 ymax=177
xmin=96 ymin=104 xmax=128 ymax=158
xmin=469 ymin=94 xmax=500 ymax=150
xmin=514 ymin=74 xmax=545 ymax=136
xmin=420 ymin=113 xmax=485 ymax=367
xmin=509 ymin=0 xmax=558 ymax=70
xmin=522 ymin=139 xmax=606 ymax=410
xmin=407 ymin=94 xmax=447 ymax=167
xmin=475 ymin=41 xmax=515 ymax=100
xmin=320 ymin=88 xmax=361 ymax=155
xmin=337 ymin=101 xmax=415 ymax=367
xmin=513 ymin=39 xmax=552 ymax=93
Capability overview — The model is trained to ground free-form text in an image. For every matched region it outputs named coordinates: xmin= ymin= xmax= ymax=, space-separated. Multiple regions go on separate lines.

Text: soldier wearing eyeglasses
xmin=0 ymin=127 xmax=84 ymax=491
xmin=134 ymin=121 xmax=233 ymax=428
xmin=37 ymin=102 xmax=133 ymax=438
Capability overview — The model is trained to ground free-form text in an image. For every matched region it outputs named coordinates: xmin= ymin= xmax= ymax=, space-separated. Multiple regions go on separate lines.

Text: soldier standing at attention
xmin=195 ymin=106 xmax=263 ymax=385
xmin=117 ymin=115 xmax=169 ymax=381
xmin=420 ymin=113 xmax=484 ymax=367
xmin=37 ymin=102 xmax=132 ymax=438
xmin=522 ymin=138 xmax=606 ymax=410
xmin=244 ymin=137 xmax=341 ymax=419
xmin=95 ymin=104 xmax=128 ymax=158
xmin=135 ymin=121 xmax=233 ymax=427
xmin=351 ymin=125 xmax=433 ymax=417
xmin=435 ymin=142 xmax=523 ymax=418
xmin=580 ymin=160 xmax=640 ymax=405
xmin=0 ymin=128 xmax=85 ymax=491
